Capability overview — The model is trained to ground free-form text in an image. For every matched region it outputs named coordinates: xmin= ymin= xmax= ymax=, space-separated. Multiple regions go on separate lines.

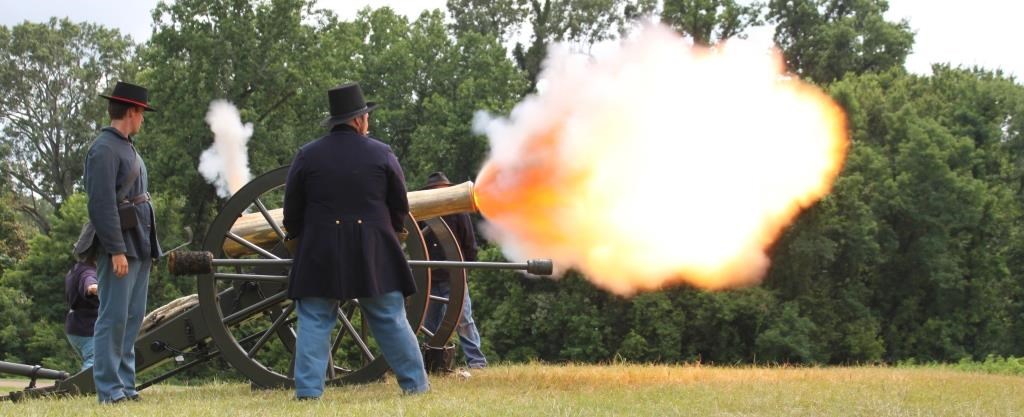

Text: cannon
xmin=2 ymin=165 xmax=551 ymax=402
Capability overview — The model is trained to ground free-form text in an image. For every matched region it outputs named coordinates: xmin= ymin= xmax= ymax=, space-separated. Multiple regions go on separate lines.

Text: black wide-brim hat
xmin=322 ymin=82 xmax=377 ymax=128
xmin=100 ymin=81 xmax=157 ymax=112
xmin=421 ymin=171 xmax=452 ymax=190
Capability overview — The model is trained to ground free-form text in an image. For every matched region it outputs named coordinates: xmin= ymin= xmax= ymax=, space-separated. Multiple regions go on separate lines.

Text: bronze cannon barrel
xmin=223 ymin=181 xmax=476 ymax=257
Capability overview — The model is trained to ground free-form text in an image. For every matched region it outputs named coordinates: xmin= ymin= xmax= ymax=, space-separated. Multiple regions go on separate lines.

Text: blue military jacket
xmin=84 ymin=127 xmax=161 ymax=259
xmin=283 ymin=124 xmax=416 ymax=300
xmin=64 ymin=261 xmax=99 ymax=336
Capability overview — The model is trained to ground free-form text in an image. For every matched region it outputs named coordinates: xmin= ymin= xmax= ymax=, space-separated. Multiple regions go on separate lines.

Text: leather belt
xmin=121 ymin=192 xmax=151 ymax=206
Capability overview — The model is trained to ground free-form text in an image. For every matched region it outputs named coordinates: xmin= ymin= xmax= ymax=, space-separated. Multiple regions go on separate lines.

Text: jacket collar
xmin=102 ymin=126 xmax=133 ymax=143
xmin=330 ymin=124 xmax=360 ymax=135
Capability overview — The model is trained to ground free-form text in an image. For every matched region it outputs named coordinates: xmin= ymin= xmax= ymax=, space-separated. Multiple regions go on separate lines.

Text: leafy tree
xmin=755 ymin=301 xmax=824 ymax=363
xmin=447 ymin=0 xmax=650 ymax=92
xmin=617 ymin=292 xmax=686 ymax=362
xmin=661 ymin=0 xmax=763 ymax=45
xmin=403 ymin=29 xmax=528 ymax=184
xmin=766 ymin=0 xmax=914 ymax=84
xmin=0 ymin=192 xmax=188 ymax=365
xmin=0 ymin=186 xmax=29 ymax=275
xmin=141 ymin=0 xmax=337 ymax=229
xmin=446 ymin=0 xmax=530 ymax=40
xmin=0 ymin=18 xmax=136 ymax=232
xmin=0 ymin=286 xmax=34 ymax=363
xmin=325 ymin=8 xmax=527 ymax=185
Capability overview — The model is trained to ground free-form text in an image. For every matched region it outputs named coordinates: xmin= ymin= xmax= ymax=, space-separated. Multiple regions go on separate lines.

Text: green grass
xmin=4 ymin=364 xmax=1024 ymax=416
xmin=897 ymin=355 xmax=1024 ymax=376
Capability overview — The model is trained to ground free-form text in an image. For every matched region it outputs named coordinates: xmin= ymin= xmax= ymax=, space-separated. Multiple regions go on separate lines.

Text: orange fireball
xmin=474 ymin=24 xmax=848 ymax=295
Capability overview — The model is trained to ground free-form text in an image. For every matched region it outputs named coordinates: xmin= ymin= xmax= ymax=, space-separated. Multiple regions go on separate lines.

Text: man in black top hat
xmin=419 ymin=172 xmax=488 ymax=369
xmin=83 ymin=81 xmax=161 ymax=403
xmin=283 ymin=82 xmax=428 ymax=398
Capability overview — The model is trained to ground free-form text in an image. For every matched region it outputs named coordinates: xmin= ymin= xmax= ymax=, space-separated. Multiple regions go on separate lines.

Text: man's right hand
xmin=112 ymin=253 xmax=129 ymax=278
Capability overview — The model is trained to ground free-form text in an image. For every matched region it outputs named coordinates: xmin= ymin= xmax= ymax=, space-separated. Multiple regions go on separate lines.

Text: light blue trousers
xmin=423 ymin=281 xmax=488 ymax=368
xmin=294 ymin=292 xmax=429 ymax=398
xmin=66 ymin=333 xmax=95 ymax=371
xmin=93 ymin=253 xmax=150 ymax=403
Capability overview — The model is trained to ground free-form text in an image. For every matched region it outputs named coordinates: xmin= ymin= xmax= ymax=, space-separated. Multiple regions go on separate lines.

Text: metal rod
xmin=214 ymin=273 xmax=289 ymax=283
xmin=419 ymin=326 xmax=435 ymax=338
xmin=428 ymin=294 xmax=449 ymax=304
xmin=223 ymin=291 xmax=289 ymax=326
xmin=0 ymin=361 xmax=68 ymax=380
xmin=136 ymin=349 xmax=220 ymax=391
xmin=211 ymin=258 xmax=535 ymax=270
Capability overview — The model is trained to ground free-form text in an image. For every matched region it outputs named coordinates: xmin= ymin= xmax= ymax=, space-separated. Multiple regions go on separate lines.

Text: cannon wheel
xmin=196 ymin=165 xmax=466 ymax=389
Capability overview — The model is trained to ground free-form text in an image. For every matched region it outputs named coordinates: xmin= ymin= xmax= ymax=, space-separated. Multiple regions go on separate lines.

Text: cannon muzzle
xmin=168 ymin=250 xmax=553 ymax=277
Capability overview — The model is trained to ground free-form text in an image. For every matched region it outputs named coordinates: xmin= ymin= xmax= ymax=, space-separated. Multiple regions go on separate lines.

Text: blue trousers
xmin=294 ymin=291 xmax=429 ymax=397
xmin=423 ymin=281 xmax=488 ymax=368
xmin=66 ymin=333 xmax=95 ymax=371
xmin=93 ymin=253 xmax=150 ymax=403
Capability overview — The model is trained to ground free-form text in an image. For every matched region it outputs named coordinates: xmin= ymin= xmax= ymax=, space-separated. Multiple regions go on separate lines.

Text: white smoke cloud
xmin=200 ymin=100 xmax=253 ymax=198
xmin=471 ymin=23 xmax=848 ymax=293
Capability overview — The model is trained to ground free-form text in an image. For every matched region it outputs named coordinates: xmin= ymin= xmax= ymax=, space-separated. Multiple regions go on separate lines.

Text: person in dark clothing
xmin=284 ymin=82 xmax=428 ymax=399
xmin=83 ymin=81 xmax=161 ymax=403
xmin=65 ymin=256 xmax=99 ymax=371
xmin=420 ymin=172 xmax=488 ymax=368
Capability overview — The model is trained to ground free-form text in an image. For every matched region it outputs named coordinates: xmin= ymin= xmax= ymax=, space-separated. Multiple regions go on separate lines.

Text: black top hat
xmin=100 ymin=81 xmax=157 ymax=112
xmin=322 ymin=82 xmax=377 ymax=128
xmin=421 ymin=172 xmax=452 ymax=190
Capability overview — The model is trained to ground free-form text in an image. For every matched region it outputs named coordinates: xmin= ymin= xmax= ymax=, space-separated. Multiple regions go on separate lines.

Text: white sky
xmin=1 ymin=0 xmax=1021 ymax=80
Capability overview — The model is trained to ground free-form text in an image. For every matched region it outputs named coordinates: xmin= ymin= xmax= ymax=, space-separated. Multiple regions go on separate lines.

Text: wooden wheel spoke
xmin=247 ymin=302 xmax=296 ymax=358
xmin=226 ymin=231 xmax=280 ymax=260
xmin=337 ymin=306 xmax=375 ymax=362
xmin=253 ymin=198 xmax=287 ymax=244
xmin=223 ymin=291 xmax=288 ymax=326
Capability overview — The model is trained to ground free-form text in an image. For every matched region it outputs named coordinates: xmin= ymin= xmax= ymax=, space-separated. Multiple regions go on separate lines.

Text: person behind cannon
xmin=283 ymin=82 xmax=429 ymax=399
xmin=419 ymin=172 xmax=488 ymax=370
xmin=82 ymin=81 xmax=161 ymax=403
xmin=64 ymin=250 xmax=99 ymax=371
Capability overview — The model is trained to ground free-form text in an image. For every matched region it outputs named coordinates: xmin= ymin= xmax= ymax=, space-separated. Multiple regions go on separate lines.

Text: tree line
xmin=1 ymin=0 xmax=1022 ymax=374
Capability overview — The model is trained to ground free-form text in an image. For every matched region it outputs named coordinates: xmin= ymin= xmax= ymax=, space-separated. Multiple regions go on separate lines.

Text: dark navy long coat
xmin=283 ymin=124 xmax=416 ymax=300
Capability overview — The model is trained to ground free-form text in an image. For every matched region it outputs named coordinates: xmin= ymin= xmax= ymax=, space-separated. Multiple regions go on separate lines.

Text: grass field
xmin=3 ymin=364 xmax=1023 ymax=416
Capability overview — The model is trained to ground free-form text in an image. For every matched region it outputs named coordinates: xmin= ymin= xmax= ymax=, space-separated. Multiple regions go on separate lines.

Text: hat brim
xmin=100 ymin=94 xmax=157 ymax=112
xmin=322 ymin=102 xmax=377 ymax=128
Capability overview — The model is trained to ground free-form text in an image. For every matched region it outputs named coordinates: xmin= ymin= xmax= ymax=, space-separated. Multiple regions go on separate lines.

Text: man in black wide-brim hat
xmin=82 ymin=81 xmax=161 ymax=403
xmin=419 ymin=172 xmax=489 ymax=370
xmin=283 ymin=82 xmax=429 ymax=398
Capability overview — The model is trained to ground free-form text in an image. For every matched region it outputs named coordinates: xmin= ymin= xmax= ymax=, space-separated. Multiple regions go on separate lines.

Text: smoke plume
xmin=472 ymin=23 xmax=848 ymax=295
xmin=200 ymin=100 xmax=253 ymax=198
